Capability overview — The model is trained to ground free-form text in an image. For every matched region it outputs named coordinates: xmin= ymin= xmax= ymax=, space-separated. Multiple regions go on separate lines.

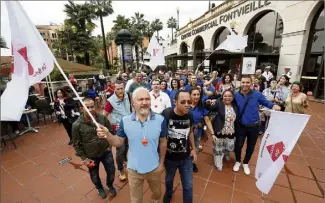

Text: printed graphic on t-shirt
xmin=167 ymin=119 xmax=190 ymax=153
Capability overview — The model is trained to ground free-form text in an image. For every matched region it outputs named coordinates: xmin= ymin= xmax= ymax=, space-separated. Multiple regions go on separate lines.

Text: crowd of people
xmin=57 ymin=66 xmax=310 ymax=203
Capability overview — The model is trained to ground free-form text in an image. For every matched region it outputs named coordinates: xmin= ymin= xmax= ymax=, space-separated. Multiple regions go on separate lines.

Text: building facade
xmin=36 ymin=24 xmax=62 ymax=49
xmin=164 ymin=0 xmax=324 ymax=98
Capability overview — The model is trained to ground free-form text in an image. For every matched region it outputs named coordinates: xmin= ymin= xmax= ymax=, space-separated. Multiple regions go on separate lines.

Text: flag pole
xmin=45 ymin=76 xmax=53 ymax=103
xmin=53 ymin=59 xmax=100 ymax=129
xmin=47 ymin=74 xmax=55 ymax=102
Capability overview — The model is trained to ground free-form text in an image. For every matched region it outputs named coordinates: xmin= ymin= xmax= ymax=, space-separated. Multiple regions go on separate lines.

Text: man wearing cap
xmin=262 ymin=66 xmax=274 ymax=87
xmin=282 ymin=67 xmax=292 ymax=79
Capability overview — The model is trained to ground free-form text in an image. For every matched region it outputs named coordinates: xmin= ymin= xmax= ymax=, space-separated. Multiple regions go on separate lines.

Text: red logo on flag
xmin=266 ymin=141 xmax=285 ymax=162
xmin=17 ymin=47 xmax=34 ymax=75
xmin=153 ymin=48 xmax=160 ymax=56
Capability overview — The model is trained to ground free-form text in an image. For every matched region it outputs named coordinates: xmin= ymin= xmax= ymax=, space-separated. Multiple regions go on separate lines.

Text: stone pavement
xmin=1 ymin=102 xmax=324 ymax=203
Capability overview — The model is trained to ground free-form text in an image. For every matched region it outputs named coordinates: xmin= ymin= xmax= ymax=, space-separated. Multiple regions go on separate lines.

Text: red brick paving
xmin=1 ymin=102 xmax=324 ymax=203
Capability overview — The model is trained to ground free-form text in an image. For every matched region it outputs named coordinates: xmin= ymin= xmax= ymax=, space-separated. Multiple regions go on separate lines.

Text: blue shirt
xmin=184 ymin=83 xmax=203 ymax=92
xmin=181 ymin=75 xmax=187 ymax=85
xmin=117 ymin=112 xmax=167 ymax=174
xmin=190 ymin=105 xmax=209 ymax=136
xmin=163 ymin=89 xmax=171 ymax=97
xmin=169 ymin=89 xmax=178 ymax=108
xmin=234 ymin=90 xmax=274 ymax=125
xmin=87 ymin=89 xmax=97 ymax=99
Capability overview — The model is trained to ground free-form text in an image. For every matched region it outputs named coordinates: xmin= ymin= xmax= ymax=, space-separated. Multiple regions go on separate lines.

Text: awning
xmin=165 ymin=50 xmax=280 ymax=60
xmin=55 ymin=58 xmax=102 ymax=75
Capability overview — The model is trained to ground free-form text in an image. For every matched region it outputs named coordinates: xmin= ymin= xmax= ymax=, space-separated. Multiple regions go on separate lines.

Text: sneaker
xmin=97 ymin=188 xmax=107 ymax=199
xmin=233 ymin=162 xmax=241 ymax=172
xmin=108 ymin=186 xmax=117 ymax=197
xmin=118 ymin=170 xmax=127 ymax=181
xmin=193 ymin=163 xmax=198 ymax=173
xmin=243 ymin=164 xmax=251 ymax=175
xmin=68 ymin=140 xmax=73 ymax=145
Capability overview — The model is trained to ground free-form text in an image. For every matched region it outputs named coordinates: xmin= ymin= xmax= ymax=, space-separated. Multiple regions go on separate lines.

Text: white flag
xmin=215 ymin=29 xmax=248 ymax=52
xmin=147 ymin=37 xmax=165 ymax=71
xmin=1 ymin=1 xmax=55 ymax=121
xmin=255 ymin=111 xmax=310 ymax=194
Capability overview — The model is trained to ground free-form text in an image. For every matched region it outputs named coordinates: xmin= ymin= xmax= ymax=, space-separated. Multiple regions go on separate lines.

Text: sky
xmin=1 ymin=1 xmax=223 ymax=56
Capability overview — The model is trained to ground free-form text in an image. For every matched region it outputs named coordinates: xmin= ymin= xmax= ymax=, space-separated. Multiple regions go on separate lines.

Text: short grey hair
xmin=256 ymin=69 xmax=262 ymax=73
xmin=132 ymin=87 xmax=150 ymax=101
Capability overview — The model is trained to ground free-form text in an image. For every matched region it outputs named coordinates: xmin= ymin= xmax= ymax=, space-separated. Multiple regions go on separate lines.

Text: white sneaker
xmin=233 ymin=162 xmax=241 ymax=172
xmin=243 ymin=164 xmax=250 ymax=175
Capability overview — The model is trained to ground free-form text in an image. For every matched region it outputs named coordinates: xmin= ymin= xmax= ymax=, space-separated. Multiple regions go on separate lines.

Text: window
xmin=246 ymin=11 xmax=283 ymax=53
xmin=213 ymin=28 xmax=230 ymax=50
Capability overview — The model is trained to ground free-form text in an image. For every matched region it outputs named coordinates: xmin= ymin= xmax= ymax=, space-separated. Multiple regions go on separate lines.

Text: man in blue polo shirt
xmin=233 ymin=75 xmax=281 ymax=175
xmin=97 ymin=87 xmax=167 ymax=203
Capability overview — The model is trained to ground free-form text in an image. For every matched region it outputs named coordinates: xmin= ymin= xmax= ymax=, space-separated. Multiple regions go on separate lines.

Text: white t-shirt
xmin=150 ymin=91 xmax=171 ymax=114
xmin=125 ymin=79 xmax=134 ymax=93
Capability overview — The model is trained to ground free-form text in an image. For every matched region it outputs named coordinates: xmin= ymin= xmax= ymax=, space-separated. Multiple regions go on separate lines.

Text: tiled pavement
xmin=1 ymin=102 xmax=324 ymax=203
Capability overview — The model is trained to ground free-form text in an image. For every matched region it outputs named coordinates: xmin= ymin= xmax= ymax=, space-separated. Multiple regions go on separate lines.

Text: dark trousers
xmin=164 ymin=156 xmax=193 ymax=203
xmin=61 ymin=118 xmax=72 ymax=140
xmin=89 ymin=150 xmax=115 ymax=189
xmin=116 ymin=143 xmax=128 ymax=171
xmin=235 ymin=125 xmax=259 ymax=164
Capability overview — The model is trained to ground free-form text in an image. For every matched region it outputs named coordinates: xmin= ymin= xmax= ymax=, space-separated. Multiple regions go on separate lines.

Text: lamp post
xmin=115 ymin=29 xmax=134 ymax=73
xmin=176 ymin=7 xmax=180 ymax=30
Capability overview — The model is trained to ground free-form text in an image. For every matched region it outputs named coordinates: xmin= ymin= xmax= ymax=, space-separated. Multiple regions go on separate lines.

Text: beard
xmin=139 ymin=107 xmax=150 ymax=116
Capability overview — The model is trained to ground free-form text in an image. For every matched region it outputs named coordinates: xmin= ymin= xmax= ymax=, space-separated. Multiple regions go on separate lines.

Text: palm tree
xmin=64 ymin=0 xmax=97 ymax=65
xmin=131 ymin=12 xmax=146 ymax=69
xmin=106 ymin=31 xmax=115 ymax=64
xmin=143 ymin=20 xmax=154 ymax=41
xmin=0 ymin=36 xmax=8 ymax=49
xmin=150 ymin=19 xmax=163 ymax=41
xmin=90 ymin=0 xmax=114 ymax=70
xmin=167 ymin=17 xmax=177 ymax=42
xmin=112 ymin=15 xmax=131 ymax=34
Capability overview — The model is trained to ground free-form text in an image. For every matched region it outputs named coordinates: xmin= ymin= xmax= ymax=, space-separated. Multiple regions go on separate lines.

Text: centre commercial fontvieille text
xmin=181 ymin=0 xmax=271 ymax=40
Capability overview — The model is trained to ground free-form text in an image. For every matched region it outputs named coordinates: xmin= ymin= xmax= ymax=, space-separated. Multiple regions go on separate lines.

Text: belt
xmin=239 ymin=121 xmax=259 ymax=128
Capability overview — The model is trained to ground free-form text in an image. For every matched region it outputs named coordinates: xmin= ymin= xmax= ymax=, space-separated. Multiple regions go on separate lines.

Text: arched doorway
xmin=180 ymin=42 xmax=188 ymax=68
xmin=301 ymin=5 xmax=324 ymax=98
xmin=193 ymin=36 xmax=204 ymax=51
xmin=210 ymin=27 xmax=233 ymax=73
xmin=192 ymin=36 xmax=205 ymax=71
xmin=245 ymin=10 xmax=284 ymax=75
xmin=212 ymin=27 xmax=230 ymax=50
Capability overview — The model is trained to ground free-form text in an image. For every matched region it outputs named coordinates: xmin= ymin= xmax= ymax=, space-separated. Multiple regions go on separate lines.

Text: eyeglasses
xmin=180 ymin=100 xmax=192 ymax=105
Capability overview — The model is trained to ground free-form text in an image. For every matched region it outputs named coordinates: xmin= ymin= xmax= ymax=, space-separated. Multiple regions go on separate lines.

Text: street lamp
xmin=176 ymin=7 xmax=180 ymax=30
xmin=115 ymin=29 xmax=134 ymax=73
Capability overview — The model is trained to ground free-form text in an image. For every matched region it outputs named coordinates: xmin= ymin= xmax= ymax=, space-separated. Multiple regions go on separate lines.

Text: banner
xmin=255 ymin=111 xmax=310 ymax=194
xmin=1 ymin=1 xmax=54 ymax=121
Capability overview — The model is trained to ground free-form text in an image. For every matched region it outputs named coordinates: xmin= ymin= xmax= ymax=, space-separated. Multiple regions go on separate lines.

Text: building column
xmin=277 ymin=30 xmax=309 ymax=82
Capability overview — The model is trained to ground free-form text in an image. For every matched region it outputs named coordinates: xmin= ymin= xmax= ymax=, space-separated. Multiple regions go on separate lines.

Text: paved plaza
xmin=1 ymin=102 xmax=324 ymax=203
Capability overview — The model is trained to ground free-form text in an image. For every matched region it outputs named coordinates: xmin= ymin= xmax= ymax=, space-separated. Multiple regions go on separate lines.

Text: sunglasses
xmin=180 ymin=100 xmax=192 ymax=105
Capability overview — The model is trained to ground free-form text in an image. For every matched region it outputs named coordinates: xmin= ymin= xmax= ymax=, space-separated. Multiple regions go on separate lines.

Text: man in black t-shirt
xmin=161 ymin=90 xmax=196 ymax=203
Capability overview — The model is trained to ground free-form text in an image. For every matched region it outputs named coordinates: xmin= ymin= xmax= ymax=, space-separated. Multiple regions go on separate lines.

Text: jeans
xmin=116 ymin=143 xmax=128 ymax=171
xmin=61 ymin=117 xmax=72 ymax=140
xmin=89 ymin=150 xmax=115 ymax=189
xmin=235 ymin=125 xmax=259 ymax=164
xmin=164 ymin=156 xmax=193 ymax=203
